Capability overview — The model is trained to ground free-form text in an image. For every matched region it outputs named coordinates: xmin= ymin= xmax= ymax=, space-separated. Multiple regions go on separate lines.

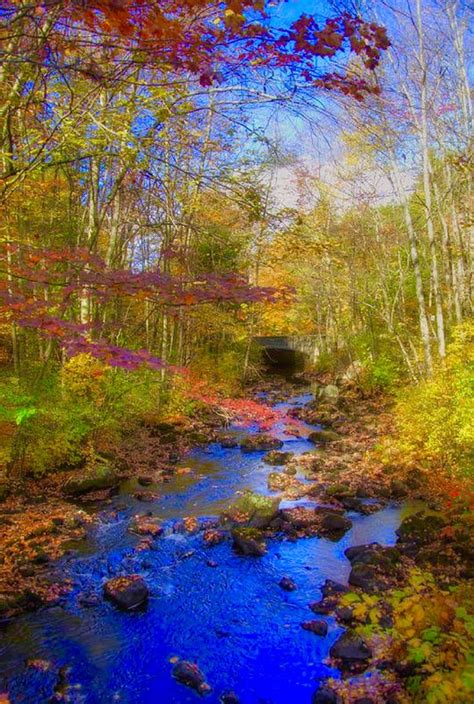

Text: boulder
xmin=301 ymin=620 xmax=328 ymax=636
xmin=313 ymin=686 xmax=342 ymax=704
xmin=396 ymin=512 xmax=447 ymax=548
xmin=319 ymin=384 xmax=340 ymax=402
xmin=137 ymin=475 xmax=154 ymax=486
xmin=348 ymin=563 xmax=386 ymax=593
xmin=220 ymin=435 xmax=239 ymax=449
xmin=203 ymin=529 xmax=225 ymax=546
xmin=267 ymin=472 xmax=291 ymax=492
xmin=103 ymin=575 xmax=148 ymax=610
xmin=263 ymin=450 xmax=294 ymax=466
xmin=240 ymin=434 xmax=283 ymax=453
xmin=64 ymin=465 xmax=119 ymax=497
xmin=329 ymin=630 xmax=372 ymax=668
xmin=325 ymin=483 xmax=354 ymax=499
xmin=310 ymin=598 xmax=337 ymax=615
xmin=320 ymin=512 xmax=352 ymax=537
xmin=308 ymin=430 xmax=340 ymax=444
xmin=345 ymin=544 xmax=400 ymax=568
xmin=128 ymin=515 xmax=163 ymax=537
xmin=339 ymin=496 xmax=365 ymax=512
xmin=279 ymin=577 xmax=297 ymax=591
xmin=231 ymin=527 xmax=267 ymax=556
xmin=390 ymin=479 xmax=408 ymax=498
xmin=221 ymin=491 xmax=279 ymax=529
xmin=280 ymin=507 xmax=319 ymax=536
xmin=336 ymin=606 xmax=354 ymax=624
xmin=282 ymin=462 xmax=298 ymax=476
xmin=220 ymin=692 xmax=239 ymax=704
xmin=172 ymin=661 xmax=211 ymax=695
xmin=321 ymin=579 xmax=349 ymax=598
xmin=345 ymin=544 xmax=401 ymax=591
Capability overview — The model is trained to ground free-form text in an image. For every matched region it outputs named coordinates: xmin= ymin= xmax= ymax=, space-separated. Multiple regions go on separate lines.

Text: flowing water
xmin=0 ymin=390 xmax=413 ymax=703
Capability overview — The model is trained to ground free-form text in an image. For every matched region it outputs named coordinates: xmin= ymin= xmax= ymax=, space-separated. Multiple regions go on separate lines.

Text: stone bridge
xmin=254 ymin=335 xmax=320 ymax=370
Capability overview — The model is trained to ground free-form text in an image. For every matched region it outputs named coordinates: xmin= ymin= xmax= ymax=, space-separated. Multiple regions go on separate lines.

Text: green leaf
xmin=14 ymin=407 xmax=37 ymax=425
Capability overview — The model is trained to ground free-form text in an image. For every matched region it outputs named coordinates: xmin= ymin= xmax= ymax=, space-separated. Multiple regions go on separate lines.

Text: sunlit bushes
xmin=2 ymin=354 xmax=166 ymax=477
xmin=392 ymin=321 xmax=474 ymax=477
xmin=334 ymin=570 xmax=474 ymax=703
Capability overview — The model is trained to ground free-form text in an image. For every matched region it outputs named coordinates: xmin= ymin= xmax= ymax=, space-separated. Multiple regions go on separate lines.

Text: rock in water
xmin=279 ymin=577 xmax=297 ymax=591
xmin=313 ymin=685 xmax=342 ymax=703
xmin=172 ymin=661 xmax=211 ymax=694
xmin=320 ymin=512 xmax=352 ymax=537
xmin=267 ymin=472 xmax=291 ymax=491
xmin=128 ymin=515 xmax=163 ymax=537
xmin=220 ymin=692 xmax=239 ymax=704
xmin=220 ymin=491 xmax=279 ymax=529
xmin=240 ymin=434 xmax=283 ymax=452
xmin=301 ymin=620 xmax=328 ymax=636
xmin=320 ymin=579 xmax=349 ymax=598
xmin=263 ymin=450 xmax=294 ymax=465
xmin=231 ymin=527 xmax=267 ymax=556
xmin=103 ymin=575 xmax=148 ymax=610
xmin=329 ymin=630 xmax=372 ymax=668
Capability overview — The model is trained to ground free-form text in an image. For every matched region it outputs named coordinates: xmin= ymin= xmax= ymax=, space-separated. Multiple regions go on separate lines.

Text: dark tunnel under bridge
xmin=254 ymin=336 xmax=320 ymax=373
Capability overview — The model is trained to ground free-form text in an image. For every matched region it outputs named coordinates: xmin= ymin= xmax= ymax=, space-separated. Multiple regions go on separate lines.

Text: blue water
xmin=0 ymin=390 xmax=408 ymax=703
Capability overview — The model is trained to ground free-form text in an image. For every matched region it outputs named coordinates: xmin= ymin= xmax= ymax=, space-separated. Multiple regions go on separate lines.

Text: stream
xmin=0 ymin=389 xmax=415 ymax=703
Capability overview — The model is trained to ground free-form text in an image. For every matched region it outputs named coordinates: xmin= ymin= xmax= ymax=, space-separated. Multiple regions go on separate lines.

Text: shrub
xmin=393 ymin=321 xmax=474 ymax=476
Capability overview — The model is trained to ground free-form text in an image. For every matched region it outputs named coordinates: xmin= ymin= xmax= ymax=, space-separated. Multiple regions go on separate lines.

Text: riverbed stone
xmin=319 ymin=384 xmax=340 ymax=402
xmin=240 ymin=434 xmax=283 ymax=452
xmin=390 ymin=479 xmax=409 ymax=498
xmin=308 ymin=429 xmax=340 ymax=444
xmin=220 ymin=691 xmax=239 ymax=704
xmin=280 ymin=507 xmax=319 ymax=536
xmin=172 ymin=660 xmax=211 ymax=695
xmin=325 ymin=483 xmax=354 ymax=499
xmin=64 ymin=465 xmax=119 ymax=497
xmin=231 ymin=527 xmax=267 ymax=556
xmin=396 ymin=512 xmax=447 ymax=549
xmin=279 ymin=576 xmax=297 ymax=591
xmin=348 ymin=563 xmax=386 ymax=593
xmin=103 ymin=575 xmax=148 ymax=610
xmin=312 ymin=685 xmax=342 ymax=704
xmin=310 ymin=598 xmax=337 ymax=615
xmin=203 ymin=529 xmax=225 ymax=546
xmin=336 ymin=606 xmax=354 ymax=624
xmin=320 ymin=512 xmax=352 ymax=537
xmin=221 ymin=491 xmax=279 ymax=529
xmin=329 ymin=630 xmax=372 ymax=668
xmin=263 ymin=450 xmax=294 ymax=465
xmin=267 ymin=471 xmax=291 ymax=491
xmin=321 ymin=579 xmax=349 ymax=598
xmin=220 ymin=435 xmax=239 ymax=448
xmin=128 ymin=515 xmax=163 ymax=537
xmin=301 ymin=619 xmax=328 ymax=636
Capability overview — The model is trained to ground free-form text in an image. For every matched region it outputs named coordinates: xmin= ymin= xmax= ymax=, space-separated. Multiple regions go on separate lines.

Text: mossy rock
xmin=396 ymin=512 xmax=447 ymax=546
xmin=240 ymin=434 xmax=283 ymax=453
xmin=220 ymin=490 xmax=279 ymax=529
xmin=308 ymin=430 xmax=340 ymax=444
xmin=64 ymin=464 xmax=119 ymax=497
xmin=326 ymin=483 xmax=354 ymax=499
xmin=263 ymin=450 xmax=294 ymax=466
xmin=231 ymin=526 xmax=267 ymax=556
xmin=267 ymin=472 xmax=291 ymax=492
